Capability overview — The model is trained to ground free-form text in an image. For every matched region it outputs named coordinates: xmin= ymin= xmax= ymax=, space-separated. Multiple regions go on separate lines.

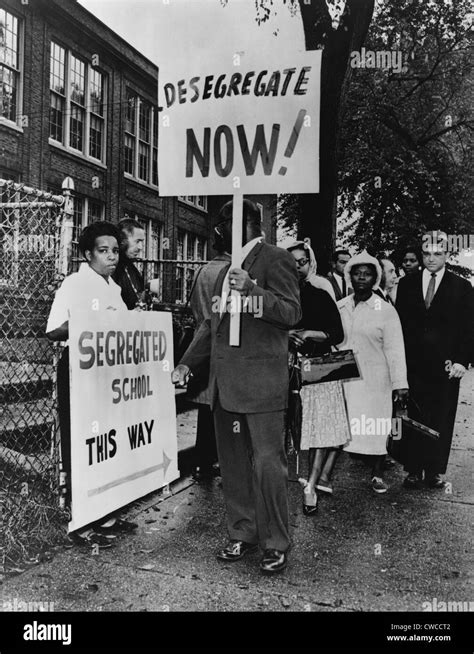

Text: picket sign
xmin=68 ymin=310 xmax=178 ymax=531
xmin=158 ymin=49 xmax=322 ymax=345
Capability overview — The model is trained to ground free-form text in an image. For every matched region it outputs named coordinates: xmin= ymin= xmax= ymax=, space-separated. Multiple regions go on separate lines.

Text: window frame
xmin=49 ymin=40 xmax=107 ymax=164
xmin=0 ymin=7 xmax=24 ymax=130
xmin=124 ymin=90 xmax=159 ymax=188
xmin=71 ymin=196 xmax=105 ymax=247
xmin=178 ymin=195 xmax=208 ymax=212
xmin=175 ymin=228 xmax=208 ymax=303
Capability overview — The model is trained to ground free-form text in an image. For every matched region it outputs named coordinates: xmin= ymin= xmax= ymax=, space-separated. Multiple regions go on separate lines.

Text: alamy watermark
xmin=350 ymin=47 xmax=406 ymax=73
xmin=422 ymin=597 xmax=473 ymax=612
xmin=422 ymin=232 xmax=474 ymax=254
xmin=2 ymin=598 xmax=55 ymax=612
xmin=211 ymin=293 xmax=263 ymax=318
xmin=350 ymin=416 xmax=402 ymax=437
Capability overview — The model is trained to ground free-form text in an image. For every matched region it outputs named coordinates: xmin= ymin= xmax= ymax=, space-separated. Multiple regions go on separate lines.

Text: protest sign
xmin=68 ymin=310 xmax=178 ymax=531
xmin=158 ymin=50 xmax=321 ymax=196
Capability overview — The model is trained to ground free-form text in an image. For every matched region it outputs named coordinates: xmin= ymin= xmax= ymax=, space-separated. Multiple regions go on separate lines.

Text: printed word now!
xmin=186 ymin=110 xmax=306 ymax=179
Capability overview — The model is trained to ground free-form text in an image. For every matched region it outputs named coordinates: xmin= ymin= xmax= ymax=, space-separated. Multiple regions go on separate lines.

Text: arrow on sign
xmin=88 ymin=450 xmax=174 ymax=497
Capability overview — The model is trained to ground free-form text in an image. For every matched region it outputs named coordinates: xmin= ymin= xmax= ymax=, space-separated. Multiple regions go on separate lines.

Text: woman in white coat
xmin=337 ymin=251 xmax=409 ymax=493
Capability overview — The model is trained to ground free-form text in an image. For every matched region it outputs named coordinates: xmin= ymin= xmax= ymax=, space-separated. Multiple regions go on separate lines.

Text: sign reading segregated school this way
xmin=68 ymin=310 xmax=178 ymax=531
xmin=158 ymin=50 xmax=321 ymax=196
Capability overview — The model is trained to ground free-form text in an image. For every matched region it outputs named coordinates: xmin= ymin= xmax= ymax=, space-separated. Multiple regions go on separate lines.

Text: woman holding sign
xmin=46 ymin=222 xmax=137 ymax=548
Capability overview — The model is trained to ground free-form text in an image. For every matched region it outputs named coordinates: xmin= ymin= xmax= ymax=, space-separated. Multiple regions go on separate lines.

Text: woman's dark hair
xmin=78 ymin=221 xmax=120 ymax=257
xmin=393 ymin=243 xmax=423 ymax=268
xmin=399 ymin=244 xmax=422 ymax=265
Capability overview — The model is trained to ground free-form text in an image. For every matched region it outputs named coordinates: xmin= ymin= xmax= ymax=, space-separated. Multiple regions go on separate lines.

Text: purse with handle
xmin=387 ymin=399 xmax=440 ymax=467
xmin=300 ymin=348 xmax=361 ymax=385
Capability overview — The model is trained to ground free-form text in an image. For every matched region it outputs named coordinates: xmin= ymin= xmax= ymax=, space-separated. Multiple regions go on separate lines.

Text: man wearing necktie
xmin=327 ymin=250 xmax=351 ymax=301
xmin=172 ymin=199 xmax=301 ymax=574
xmin=396 ymin=231 xmax=474 ymax=489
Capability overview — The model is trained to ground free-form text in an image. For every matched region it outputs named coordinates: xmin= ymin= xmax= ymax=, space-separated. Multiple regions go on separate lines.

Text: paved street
xmin=2 ymin=371 xmax=473 ymax=613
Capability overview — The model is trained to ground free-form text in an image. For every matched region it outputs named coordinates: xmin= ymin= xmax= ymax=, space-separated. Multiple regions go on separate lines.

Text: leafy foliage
xmin=337 ymin=0 xmax=473 ymax=255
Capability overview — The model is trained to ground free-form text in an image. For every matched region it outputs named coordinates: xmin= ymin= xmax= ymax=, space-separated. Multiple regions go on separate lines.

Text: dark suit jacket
xmin=374 ymin=287 xmax=394 ymax=306
xmin=327 ymin=271 xmax=349 ymax=302
xmin=112 ymin=259 xmax=144 ymax=309
xmin=396 ymin=270 xmax=474 ymax=379
xmin=181 ymin=242 xmax=301 ymax=414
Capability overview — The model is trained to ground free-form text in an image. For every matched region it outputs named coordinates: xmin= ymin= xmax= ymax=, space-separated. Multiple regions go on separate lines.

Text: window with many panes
xmin=176 ymin=229 xmax=208 ymax=303
xmin=178 ymin=196 xmax=208 ymax=211
xmin=71 ymin=197 xmax=105 ymax=264
xmin=49 ymin=41 xmax=106 ymax=162
xmin=0 ymin=8 xmax=22 ymax=125
xmin=124 ymin=91 xmax=158 ymax=186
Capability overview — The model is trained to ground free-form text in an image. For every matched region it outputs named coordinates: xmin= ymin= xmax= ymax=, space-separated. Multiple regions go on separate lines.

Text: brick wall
xmin=0 ymin=0 xmax=277 ymax=273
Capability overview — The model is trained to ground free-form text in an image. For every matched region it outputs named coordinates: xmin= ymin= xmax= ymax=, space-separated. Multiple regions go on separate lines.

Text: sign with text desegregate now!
xmin=158 ymin=50 xmax=321 ymax=195
xmin=68 ymin=310 xmax=178 ymax=531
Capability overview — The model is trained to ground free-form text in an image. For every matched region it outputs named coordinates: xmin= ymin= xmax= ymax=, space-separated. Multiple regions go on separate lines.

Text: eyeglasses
xmin=294 ymin=257 xmax=309 ymax=267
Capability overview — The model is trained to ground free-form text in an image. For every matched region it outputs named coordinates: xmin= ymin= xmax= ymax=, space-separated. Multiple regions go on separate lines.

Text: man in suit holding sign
xmin=172 ymin=199 xmax=301 ymax=574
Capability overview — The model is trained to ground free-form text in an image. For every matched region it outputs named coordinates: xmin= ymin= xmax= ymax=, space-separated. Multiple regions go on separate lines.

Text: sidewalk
xmin=2 ymin=372 xmax=473 ymax=612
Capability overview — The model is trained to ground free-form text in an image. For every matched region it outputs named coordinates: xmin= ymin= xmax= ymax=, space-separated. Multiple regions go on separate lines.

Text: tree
xmin=223 ymin=0 xmax=375 ymax=272
xmin=337 ymin=0 xmax=473 ymax=260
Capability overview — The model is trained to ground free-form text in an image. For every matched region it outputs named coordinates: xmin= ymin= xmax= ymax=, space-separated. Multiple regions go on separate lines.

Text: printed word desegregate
xmin=161 ymin=66 xmax=312 ymax=107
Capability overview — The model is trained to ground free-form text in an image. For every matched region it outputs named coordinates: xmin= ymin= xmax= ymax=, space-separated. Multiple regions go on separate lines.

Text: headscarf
xmin=344 ymin=249 xmax=382 ymax=290
xmin=286 ymin=238 xmax=336 ymax=300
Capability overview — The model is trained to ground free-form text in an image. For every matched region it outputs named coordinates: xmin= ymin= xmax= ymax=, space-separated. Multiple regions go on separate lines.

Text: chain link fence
xmin=0 ymin=179 xmax=71 ymax=570
xmin=0 ymin=179 xmax=208 ymax=569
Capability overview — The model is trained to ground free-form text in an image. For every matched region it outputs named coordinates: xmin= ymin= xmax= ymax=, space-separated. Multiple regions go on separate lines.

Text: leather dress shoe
xmin=403 ymin=474 xmax=423 ymax=489
xmin=193 ymin=464 xmax=220 ymax=482
xmin=96 ymin=518 xmax=138 ymax=534
xmin=260 ymin=549 xmax=287 ymax=574
xmin=425 ymin=474 xmax=446 ymax=489
xmin=383 ymin=457 xmax=396 ymax=470
xmin=216 ymin=540 xmax=258 ymax=562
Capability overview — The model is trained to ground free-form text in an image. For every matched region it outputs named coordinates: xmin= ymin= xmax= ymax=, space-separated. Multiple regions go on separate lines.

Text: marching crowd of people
xmin=46 ymin=200 xmax=474 ymax=574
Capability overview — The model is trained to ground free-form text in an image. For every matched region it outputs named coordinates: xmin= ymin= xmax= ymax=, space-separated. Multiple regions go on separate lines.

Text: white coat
xmin=337 ymin=293 xmax=408 ymax=455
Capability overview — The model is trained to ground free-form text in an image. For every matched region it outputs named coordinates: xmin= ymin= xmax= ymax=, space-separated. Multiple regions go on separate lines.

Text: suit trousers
xmin=213 ymin=397 xmax=290 ymax=552
xmin=195 ymin=404 xmax=218 ymax=469
xmin=405 ymin=372 xmax=460 ymax=475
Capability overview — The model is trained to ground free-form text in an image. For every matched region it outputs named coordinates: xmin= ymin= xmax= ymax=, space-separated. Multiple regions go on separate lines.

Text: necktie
xmin=342 ymin=277 xmax=347 ymax=297
xmin=424 ymin=272 xmax=436 ymax=309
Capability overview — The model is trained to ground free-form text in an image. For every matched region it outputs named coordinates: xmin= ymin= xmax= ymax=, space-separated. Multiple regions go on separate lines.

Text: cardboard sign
xmin=68 ymin=310 xmax=178 ymax=531
xmin=158 ymin=50 xmax=321 ymax=195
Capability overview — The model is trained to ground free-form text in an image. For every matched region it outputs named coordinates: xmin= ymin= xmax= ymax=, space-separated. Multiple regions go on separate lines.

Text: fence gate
xmin=0 ymin=179 xmax=72 ymax=568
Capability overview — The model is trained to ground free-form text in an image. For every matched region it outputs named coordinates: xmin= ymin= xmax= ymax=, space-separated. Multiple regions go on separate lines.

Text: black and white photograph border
xmin=0 ymin=0 xmax=472 ymax=650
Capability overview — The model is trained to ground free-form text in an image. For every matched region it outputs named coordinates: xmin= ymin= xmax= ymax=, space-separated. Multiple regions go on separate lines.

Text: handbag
xmin=300 ymin=349 xmax=361 ymax=385
xmin=387 ymin=416 xmax=440 ymax=467
xmin=387 ymin=399 xmax=440 ymax=467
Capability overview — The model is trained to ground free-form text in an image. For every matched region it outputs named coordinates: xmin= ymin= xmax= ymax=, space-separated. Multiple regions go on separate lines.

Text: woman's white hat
xmin=344 ymin=249 xmax=382 ymax=289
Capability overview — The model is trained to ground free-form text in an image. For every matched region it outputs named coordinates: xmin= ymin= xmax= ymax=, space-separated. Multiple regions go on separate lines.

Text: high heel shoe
xmin=299 ymin=479 xmax=318 ymax=515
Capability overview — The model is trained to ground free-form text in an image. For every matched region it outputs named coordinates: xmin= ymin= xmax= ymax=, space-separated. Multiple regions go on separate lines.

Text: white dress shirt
xmin=46 ymin=263 xmax=127 ymax=338
xmin=422 ymin=266 xmax=446 ymax=300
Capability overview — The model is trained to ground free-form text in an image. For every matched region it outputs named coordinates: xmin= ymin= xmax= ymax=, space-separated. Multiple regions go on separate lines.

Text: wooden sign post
xmin=229 ymin=193 xmax=243 ymax=346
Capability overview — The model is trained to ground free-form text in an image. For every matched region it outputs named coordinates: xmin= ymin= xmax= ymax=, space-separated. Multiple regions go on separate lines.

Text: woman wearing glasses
xmin=286 ymin=240 xmax=349 ymax=515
